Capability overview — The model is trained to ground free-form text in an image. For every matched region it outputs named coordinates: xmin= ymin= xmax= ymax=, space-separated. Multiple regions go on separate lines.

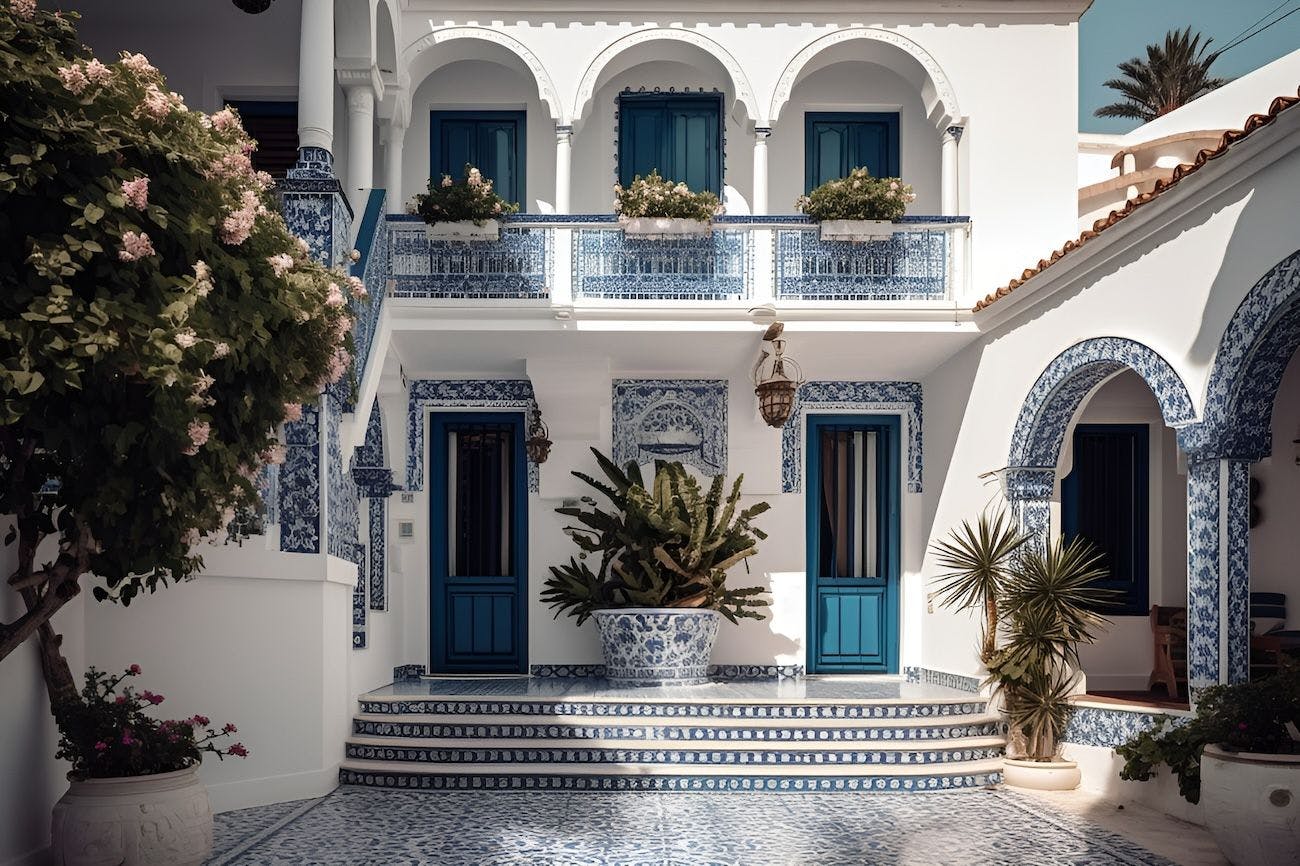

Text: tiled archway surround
xmin=405 ymin=380 xmax=541 ymax=493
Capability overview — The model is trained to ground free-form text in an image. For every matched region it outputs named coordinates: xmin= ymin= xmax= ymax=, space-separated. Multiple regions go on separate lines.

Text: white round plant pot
xmin=621 ymin=216 xmax=712 ymax=237
xmin=51 ymin=764 xmax=213 ymax=866
xmin=592 ymin=608 xmax=720 ymax=687
xmin=424 ymin=219 xmax=500 ymax=241
xmin=1200 ymin=744 xmax=1300 ymax=866
xmin=1001 ymin=757 xmax=1082 ymax=791
xmin=818 ymin=219 xmax=895 ymax=243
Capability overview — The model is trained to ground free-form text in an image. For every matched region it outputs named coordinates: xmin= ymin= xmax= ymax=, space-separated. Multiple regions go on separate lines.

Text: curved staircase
xmin=338 ymin=677 xmax=1005 ymax=793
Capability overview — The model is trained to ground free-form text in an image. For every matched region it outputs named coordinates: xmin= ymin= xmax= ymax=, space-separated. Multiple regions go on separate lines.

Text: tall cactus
xmin=542 ymin=449 xmax=771 ymax=625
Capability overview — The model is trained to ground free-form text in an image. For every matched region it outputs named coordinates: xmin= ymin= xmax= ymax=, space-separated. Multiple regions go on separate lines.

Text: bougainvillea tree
xmin=0 ymin=1 xmax=362 ymax=710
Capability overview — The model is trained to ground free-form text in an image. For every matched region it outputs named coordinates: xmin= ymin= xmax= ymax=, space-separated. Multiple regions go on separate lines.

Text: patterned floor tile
xmin=209 ymin=786 xmax=1175 ymax=865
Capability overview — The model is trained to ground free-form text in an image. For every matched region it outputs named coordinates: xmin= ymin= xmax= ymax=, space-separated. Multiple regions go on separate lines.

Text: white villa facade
xmin=4 ymin=0 xmax=1300 ymax=860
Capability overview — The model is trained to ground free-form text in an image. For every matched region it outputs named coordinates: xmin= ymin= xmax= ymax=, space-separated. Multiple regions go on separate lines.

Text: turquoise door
xmin=429 ymin=413 xmax=527 ymax=674
xmin=430 ymin=111 xmax=526 ymax=208
xmin=618 ymin=93 xmax=723 ymax=194
xmin=806 ymin=415 xmax=900 ymax=673
xmin=804 ymin=112 xmax=900 ymax=191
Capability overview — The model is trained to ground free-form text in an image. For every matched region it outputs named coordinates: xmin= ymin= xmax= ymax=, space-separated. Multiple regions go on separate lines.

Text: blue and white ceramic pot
xmin=592 ymin=608 xmax=720 ymax=687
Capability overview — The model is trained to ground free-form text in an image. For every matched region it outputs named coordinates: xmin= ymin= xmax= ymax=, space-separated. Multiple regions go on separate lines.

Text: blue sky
xmin=1080 ymin=0 xmax=1300 ymax=132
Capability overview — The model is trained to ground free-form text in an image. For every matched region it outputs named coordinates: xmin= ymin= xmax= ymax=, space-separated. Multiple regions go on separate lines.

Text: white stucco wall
xmin=1249 ymin=350 xmax=1300 ymax=628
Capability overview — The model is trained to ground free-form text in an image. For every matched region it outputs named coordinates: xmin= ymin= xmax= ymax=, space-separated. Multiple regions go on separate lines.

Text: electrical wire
xmin=1217 ymin=3 xmax=1300 ymax=57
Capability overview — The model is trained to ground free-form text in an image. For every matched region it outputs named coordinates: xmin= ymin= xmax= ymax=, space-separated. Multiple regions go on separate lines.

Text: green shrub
xmin=413 ymin=164 xmax=518 ymax=226
xmin=796 ymin=166 xmax=916 ymax=222
xmin=613 ymin=170 xmax=722 ymax=221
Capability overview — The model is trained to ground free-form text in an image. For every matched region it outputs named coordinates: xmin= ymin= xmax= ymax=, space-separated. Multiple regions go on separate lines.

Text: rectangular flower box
xmin=424 ymin=219 xmax=500 ymax=242
xmin=818 ymin=219 xmax=895 ymax=243
xmin=621 ymin=217 xmax=712 ymax=238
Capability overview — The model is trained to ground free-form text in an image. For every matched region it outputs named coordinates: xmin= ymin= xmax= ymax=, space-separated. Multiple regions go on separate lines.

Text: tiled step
xmin=351 ymin=712 xmax=1005 ymax=742
xmin=337 ymin=757 xmax=1005 ymax=793
xmin=344 ymin=734 xmax=1006 ymax=766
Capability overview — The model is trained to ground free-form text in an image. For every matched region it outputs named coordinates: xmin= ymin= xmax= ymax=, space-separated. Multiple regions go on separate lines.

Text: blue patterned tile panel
xmin=921 ymin=669 xmax=983 ymax=693
xmin=279 ymin=403 xmax=321 ymax=553
xmin=349 ymin=200 xmax=389 ymax=385
xmin=531 ymin=662 xmax=806 ymax=681
xmin=1063 ymin=704 xmax=1190 ymax=749
xmin=611 ymin=379 xmax=728 ymax=476
xmin=354 ymin=401 xmax=386 ymax=469
xmin=1187 ymin=458 xmax=1222 ymax=690
xmin=358 ymin=698 xmax=987 ymax=720
xmin=325 ymin=396 xmax=362 ymax=564
xmin=573 ymin=228 xmax=752 ymax=301
xmin=774 ymin=228 xmax=949 ymax=300
xmin=405 ymin=379 xmax=540 ymax=493
xmin=389 ymin=222 xmax=552 ymax=299
xmin=1226 ymin=460 xmax=1251 ymax=684
xmin=782 ymin=381 xmax=923 ymax=493
xmin=368 ymin=498 xmax=386 ymax=612
xmin=350 ymin=719 xmax=1004 ymax=742
xmin=393 ymin=664 xmax=427 ymax=681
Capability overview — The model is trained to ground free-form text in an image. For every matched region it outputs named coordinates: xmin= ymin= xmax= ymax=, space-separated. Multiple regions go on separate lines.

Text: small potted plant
xmin=542 ymin=449 xmax=770 ymax=687
xmin=413 ymin=164 xmax=518 ymax=241
xmin=614 ymin=170 xmax=722 ymax=237
xmin=796 ymin=166 xmax=916 ymax=242
xmin=930 ymin=510 xmax=1111 ymax=790
xmin=50 ymin=665 xmax=247 ymax=866
xmin=1116 ymin=665 xmax=1300 ymax=866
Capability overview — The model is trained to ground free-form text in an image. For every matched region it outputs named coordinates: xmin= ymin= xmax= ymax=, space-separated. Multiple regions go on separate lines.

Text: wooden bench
xmin=1148 ymin=604 xmax=1187 ymax=698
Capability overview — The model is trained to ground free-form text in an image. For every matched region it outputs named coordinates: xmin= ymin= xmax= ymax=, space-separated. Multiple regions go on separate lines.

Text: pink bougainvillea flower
xmin=267 ymin=253 xmax=293 ymax=277
xmin=93 ymin=741 xmax=108 ymax=752
xmin=11 ymin=0 xmax=36 ymax=21
xmin=140 ymin=690 xmax=164 ymax=705
xmin=325 ymin=282 xmax=345 ymax=308
xmin=121 ymin=176 xmax=149 ymax=210
xmin=283 ymin=402 xmax=303 ymax=422
xmin=118 ymin=231 xmax=155 ymax=262
xmin=228 ymin=743 xmax=249 ymax=757
xmin=210 ymin=108 xmax=241 ymax=134
xmin=190 ymin=714 xmax=210 ymax=728
xmin=183 ymin=420 xmax=210 ymax=456
xmin=118 ymin=52 xmax=155 ymax=78
xmin=128 ymin=664 xmax=142 ymax=675
xmin=212 ymin=342 xmax=230 ymax=359
xmin=222 ymin=723 xmax=238 ymax=734
xmin=57 ymin=64 xmax=88 ymax=95
xmin=84 ymin=58 xmax=111 ymax=84
xmin=136 ymin=84 xmax=172 ymax=120
xmin=174 ymin=328 xmax=198 ymax=349
xmin=347 ymin=275 xmax=367 ymax=299
xmin=261 ymin=443 xmax=287 ymax=465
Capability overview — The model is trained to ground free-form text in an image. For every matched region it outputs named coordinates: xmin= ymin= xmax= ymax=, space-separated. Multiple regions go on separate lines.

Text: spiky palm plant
xmin=929 ymin=509 xmax=1029 ymax=663
xmin=542 ymin=449 xmax=771 ymax=625
xmin=1095 ymin=27 xmax=1226 ymax=122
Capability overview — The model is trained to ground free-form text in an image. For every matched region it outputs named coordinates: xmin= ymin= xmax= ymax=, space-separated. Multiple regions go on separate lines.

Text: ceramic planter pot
xmin=592 ymin=608 xmax=720 ymax=687
xmin=620 ymin=217 xmax=712 ymax=237
xmin=818 ymin=219 xmax=895 ymax=243
xmin=51 ymin=764 xmax=212 ymax=866
xmin=424 ymin=219 xmax=500 ymax=241
xmin=1200 ymin=744 xmax=1300 ymax=866
xmin=1001 ymin=757 xmax=1081 ymax=791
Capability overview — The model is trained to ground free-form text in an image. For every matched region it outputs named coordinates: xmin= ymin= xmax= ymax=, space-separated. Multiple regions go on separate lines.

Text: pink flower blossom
xmin=183 ymin=420 xmax=210 ymax=455
xmin=194 ymin=372 xmax=215 ymax=393
xmin=115 ymin=694 xmax=128 ymax=704
xmin=118 ymin=52 xmax=155 ymax=78
xmin=174 ymin=329 xmax=197 ymax=349
xmin=182 ymin=527 xmax=200 ymax=546
xmin=84 ymin=59 xmax=111 ymax=84
xmin=347 ymin=275 xmax=367 ymax=299
xmin=254 ymin=171 xmax=274 ymax=191
xmin=222 ymin=723 xmax=238 ymax=734
xmin=323 ymin=346 xmax=351 ymax=386
xmin=121 ymin=176 xmax=149 ymax=210
xmin=135 ymin=84 xmax=172 ymax=121
xmin=295 ymin=237 xmax=310 ymax=256
xmin=11 ymin=0 xmax=35 ymax=21
xmin=283 ymin=402 xmax=303 ymax=422
xmin=211 ymin=108 xmax=241 ymax=134
xmin=140 ymin=690 xmax=164 ymax=705
xmin=118 ymin=231 xmax=155 ymax=262
xmin=190 ymin=715 xmax=210 ymax=728
xmin=440 ymin=175 xmax=453 ymax=188
xmin=212 ymin=342 xmax=230 ymax=359
xmin=120 ymin=730 xmax=135 ymax=746
xmin=325 ymin=283 xmax=345 ymax=308
xmin=128 ymin=663 xmax=141 ymax=675
xmin=57 ymin=64 xmax=88 ymax=95
xmin=93 ymin=740 xmax=108 ymax=752
xmin=193 ymin=260 xmax=211 ymax=282
xmin=221 ymin=190 xmax=259 ymax=245
xmin=209 ymin=151 xmax=253 ymax=181
xmin=227 ymin=743 xmax=249 ymax=757
xmin=267 ymin=253 xmax=293 ymax=277
xmin=261 ymin=444 xmax=287 ymax=465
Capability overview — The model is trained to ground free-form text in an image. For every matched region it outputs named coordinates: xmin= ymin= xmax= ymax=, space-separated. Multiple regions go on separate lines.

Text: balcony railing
xmin=386 ymin=214 xmax=969 ymax=305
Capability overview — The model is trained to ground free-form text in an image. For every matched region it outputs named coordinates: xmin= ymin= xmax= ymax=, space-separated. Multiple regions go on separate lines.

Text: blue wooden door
xmin=804 ymin=112 xmax=900 ymax=191
xmin=618 ymin=93 xmax=722 ymax=194
xmin=430 ymin=111 xmax=526 ymax=208
xmin=429 ymin=413 xmax=527 ymax=674
xmin=806 ymin=415 xmax=900 ymax=673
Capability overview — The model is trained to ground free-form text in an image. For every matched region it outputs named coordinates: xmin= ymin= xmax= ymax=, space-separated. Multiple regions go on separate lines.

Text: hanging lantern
xmin=752 ymin=322 xmax=804 ymax=428
xmin=525 ymin=406 xmax=552 ymax=464
xmin=232 ymin=0 xmax=275 ymax=13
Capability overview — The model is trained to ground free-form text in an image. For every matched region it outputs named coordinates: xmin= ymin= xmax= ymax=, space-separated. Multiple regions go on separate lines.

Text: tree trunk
xmin=981 ymin=597 xmax=998 ymax=663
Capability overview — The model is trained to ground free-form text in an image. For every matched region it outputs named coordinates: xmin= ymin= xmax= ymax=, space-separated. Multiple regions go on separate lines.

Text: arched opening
xmin=333 ymin=0 xmax=372 ymax=63
xmin=374 ymin=1 xmax=396 ymax=75
xmin=570 ymin=33 xmax=758 ymax=214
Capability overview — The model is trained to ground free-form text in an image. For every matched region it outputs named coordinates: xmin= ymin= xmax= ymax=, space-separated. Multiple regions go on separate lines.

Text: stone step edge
xmin=345 ymin=734 xmax=1008 ymax=753
xmin=351 ymin=712 xmax=1004 ymax=730
xmin=338 ymin=756 xmax=1006 ymax=778
xmin=361 ymin=693 xmax=987 ymax=709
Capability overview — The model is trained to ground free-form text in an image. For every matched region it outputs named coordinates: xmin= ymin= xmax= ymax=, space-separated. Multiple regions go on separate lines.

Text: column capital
xmin=945 ymin=125 xmax=965 ymax=143
xmin=754 ymin=126 xmax=772 ymax=140
xmin=555 ymin=124 xmax=573 ymax=140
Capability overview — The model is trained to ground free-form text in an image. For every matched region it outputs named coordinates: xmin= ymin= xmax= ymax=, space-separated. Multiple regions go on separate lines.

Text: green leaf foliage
xmin=541 ymin=449 xmax=770 ymax=626
xmin=796 ymin=167 xmax=916 ymax=222
xmin=1095 ymin=27 xmax=1226 ymax=122
xmin=613 ymin=170 xmax=722 ymax=221
xmin=413 ymin=164 xmax=518 ymax=226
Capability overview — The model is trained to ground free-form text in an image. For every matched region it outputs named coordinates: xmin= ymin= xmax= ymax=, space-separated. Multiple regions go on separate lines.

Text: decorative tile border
xmin=389 ymin=223 xmax=552 ymax=299
xmin=611 ymin=379 xmax=728 ymax=476
xmin=350 ymin=546 xmax=367 ymax=649
xmin=922 ymin=669 xmax=983 ymax=693
xmin=1226 ymin=460 xmax=1250 ymax=684
xmin=279 ymin=403 xmax=321 ymax=553
xmin=405 ymin=379 xmax=540 ymax=493
xmin=573 ymin=228 xmax=752 ymax=301
xmin=351 ymin=719 xmax=1002 ymax=741
xmin=1186 ymin=458 xmax=1221 ymax=690
xmin=325 ymin=397 xmax=362 ymax=563
xmin=528 ymin=663 xmax=805 ymax=681
xmin=344 ymin=743 xmax=1004 ymax=766
xmin=775 ymin=229 xmax=948 ymax=301
xmin=393 ymin=664 xmax=427 ymax=682
xmin=358 ymin=698 xmax=987 ymax=721
xmin=781 ymin=381 xmax=922 ymax=494
xmin=1062 ymin=705 xmax=1188 ymax=749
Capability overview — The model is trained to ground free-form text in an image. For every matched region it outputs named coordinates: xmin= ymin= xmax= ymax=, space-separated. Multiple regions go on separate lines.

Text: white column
xmin=554 ymin=124 xmax=572 ymax=214
xmin=384 ymin=119 xmax=406 ymax=214
xmin=344 ymin=85 xmax=375 ymax=213
xmin=752 ymin=127 xmax=771 ymax=215
xmin=296 ymin=0 xmax=334 ymax=154
xmin=941 ymin=125 xmax=963 ymax=216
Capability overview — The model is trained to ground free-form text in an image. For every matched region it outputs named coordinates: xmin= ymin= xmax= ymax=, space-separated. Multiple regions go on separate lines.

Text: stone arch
xmin=1007 ymin=338 xmax=1196 ymax=473
xmin=334 ymin=0 xmax=374 ymax=64
xmin=1180 ymin=249 xmax=1300 ymax=460
xmin=572 ymin=28 xmax=760 ymax=124
xmin=374 ymin=1 xmax=397 ymax=75
xmin=769 ymin=28 xmax=961 ymax=128
xmin=401 ymin=27 xmax=563 ymax=122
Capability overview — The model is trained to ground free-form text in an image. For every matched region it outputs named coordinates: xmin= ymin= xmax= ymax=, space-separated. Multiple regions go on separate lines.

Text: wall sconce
xmin=752 ymin=322 xmax=804 ymax=428
xmin=525 ymin=406 xmax=552 ymax=464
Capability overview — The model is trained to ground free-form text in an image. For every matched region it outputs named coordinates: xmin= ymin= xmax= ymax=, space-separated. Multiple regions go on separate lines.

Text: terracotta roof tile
xmin=973 ymin=88 xmax=1300 ymax=313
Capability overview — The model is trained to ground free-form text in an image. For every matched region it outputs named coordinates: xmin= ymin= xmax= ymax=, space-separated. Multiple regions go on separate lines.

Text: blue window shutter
xmin=805 ymin=113 xmax=901 ymax=191
xmin=618 ymin=94 xmax=723 ymax=195
xmin=429 ymin=111 xmax=526 ymax=208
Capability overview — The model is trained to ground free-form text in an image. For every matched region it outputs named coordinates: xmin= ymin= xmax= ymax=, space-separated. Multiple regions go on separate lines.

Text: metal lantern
xmin=525 ymin=406 xmax=552 ymax=464
xmin=752 ymin=322 xmax=804 ymax=428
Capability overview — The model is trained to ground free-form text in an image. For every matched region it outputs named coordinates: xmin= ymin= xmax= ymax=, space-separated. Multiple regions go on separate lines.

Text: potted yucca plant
xmin=614 ymin=170 xmax=722 ymax=237
xmin=412 ymin=164 xmax=518 ymax=241
xmin=542 ymin=449 xmax=770 ymax=687
xmin=797 ymin=166 xmax=916 ymax=242
xmin=931 ymin=510 xmax=1112 ymax=790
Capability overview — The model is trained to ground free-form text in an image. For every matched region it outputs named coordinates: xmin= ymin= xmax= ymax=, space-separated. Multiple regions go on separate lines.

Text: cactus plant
xmin=542 ymin=449 xmax=770 ymax=625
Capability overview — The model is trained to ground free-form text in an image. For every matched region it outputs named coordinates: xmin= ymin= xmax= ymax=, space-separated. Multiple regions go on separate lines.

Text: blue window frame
xmin=1061 ymin=423 xmax=1150 ymax=616
xmin=225 ymin=99 xmax=298 ymax=178
xmin=617 ymin=92 xmax=723 ymax=195
xmin=429 ymin=110 xmax=526 ymax=210
xmin=804 ymin=112 xmax=900 ymax=192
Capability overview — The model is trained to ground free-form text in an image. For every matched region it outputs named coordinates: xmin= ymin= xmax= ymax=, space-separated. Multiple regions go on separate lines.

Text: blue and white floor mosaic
xmin=208 ymin=786 xmax=1173 ymax=865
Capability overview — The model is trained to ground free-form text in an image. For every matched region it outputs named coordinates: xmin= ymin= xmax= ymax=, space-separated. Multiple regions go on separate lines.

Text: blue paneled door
xmin=804 ymin=112 xmax=901 ymax=191
xmin=429 ymin=111 xmax=526 ymax=209
xmin=429 ymin=413 xmax=528 ymax=674
xmin=806 ymin=415 xmax=901 ymax=673
xmin=618 ymin=93 xmax=723 ymax=195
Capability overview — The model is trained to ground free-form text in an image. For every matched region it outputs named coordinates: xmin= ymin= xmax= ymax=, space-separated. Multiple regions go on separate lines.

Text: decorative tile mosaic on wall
xmin=278 ymin=403 xmax=322 ymax=554
xmin=611 ymin=379 xmax=728 ymax=475
xmin=1063 ymin=705 xmax=1187 ymax=749
xmin=573 ymin=229 xmax=752 ymax=301
xmin=405 ymin=379 xmax=541 ymax=493
xmin=781 ymin=381 xmax=923 ymax=493
xmin=774 ymin=228 xmax=949 ymax=300
xmin=388 ymin=217 xmax=552 ymax=299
